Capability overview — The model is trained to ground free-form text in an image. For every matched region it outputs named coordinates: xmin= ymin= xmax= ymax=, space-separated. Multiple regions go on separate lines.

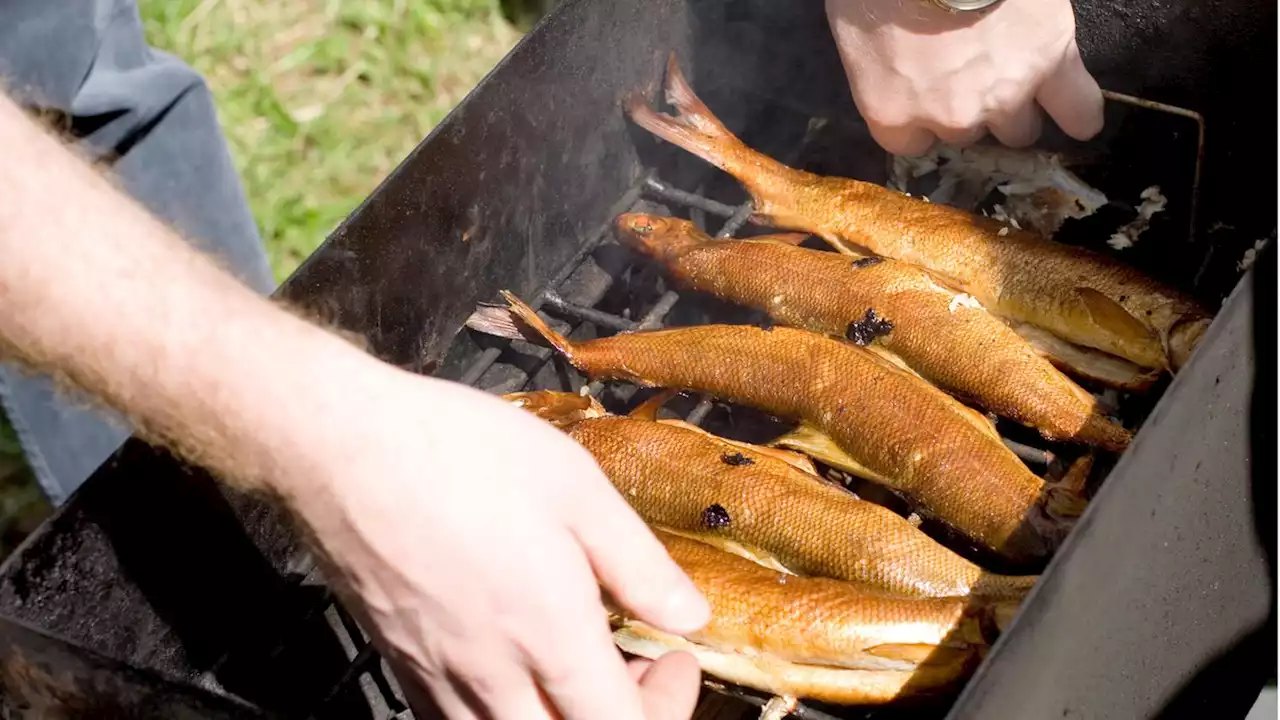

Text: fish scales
xmin=564 ymin=414 xmax=1036 ymax=599
xmin=612 ymin=530 xmax=995 ymax=704
xmin=626 ymin=56 xmax=1213 ymax=373
xmin=615 ymin=214 xmax=1131 ymax=450
xmin=652 ymin=531 xmax=987 ymax=666
xmin=501 ymin=292 xmax=1065 ymax=563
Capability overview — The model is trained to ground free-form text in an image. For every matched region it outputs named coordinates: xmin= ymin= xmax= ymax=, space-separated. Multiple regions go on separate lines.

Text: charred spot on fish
xmin=1119 ymin=295 xmax=1128 ymax=302
xmin=845 ymin=309 xmax=894 ymax=346
xmin=852 ymin=257 xmax=883 ymax=269
xmin=721 ymin=452 xmax=754 ymax=466
xmin=702 ymin=504 xmax=732 ymax=529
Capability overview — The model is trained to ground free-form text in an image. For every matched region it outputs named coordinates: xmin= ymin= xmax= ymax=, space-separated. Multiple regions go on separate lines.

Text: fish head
xmin=613 ymin=213 xmax=705 ymax=262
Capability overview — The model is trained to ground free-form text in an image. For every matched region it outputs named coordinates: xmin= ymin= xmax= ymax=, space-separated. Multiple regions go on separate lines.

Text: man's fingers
xmin=530 ymin=599 xmax=654 ymax=720
xmin=929 ymin=121 xmax=986 ymax=149
xmin=627 ymin=657 xmax=655 ymax=683
xmin=1036 ymin=41 xmax=1104 ymax=141
xmin=412 ymin=676 xmax=482 ymax=720
xmin=567 ymin=485 xmax=709 ymax=635
xmin=438 ymin=654 xmax=565 ymax=720
xmin=987 ymin=101 xmax=1044 ymax=148
xmin=865 ymin=118 xmax=937 ymax=157
xmin=638 ymin=652 xmax=704 ymax=720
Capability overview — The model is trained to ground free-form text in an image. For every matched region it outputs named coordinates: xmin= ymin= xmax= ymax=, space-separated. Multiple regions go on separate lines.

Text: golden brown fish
xmin=625 ymin=55 xmax=1213 ymax=374
xmin=505 ymin=390 xmax=1038 ymax=599
xmin=506 ymin=388 xmax=823 ymax=474
xmin=611 ymin=529 xmax=1002 ymax=705
xmin=613 ymin=212 xmax=1132 ymax=451
xmin=491 ymin=292 xmax=1080 ymax=564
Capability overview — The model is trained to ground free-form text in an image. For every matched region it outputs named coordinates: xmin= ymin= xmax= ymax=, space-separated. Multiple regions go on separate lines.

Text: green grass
xmin=0 ymin=1 xmax=532 ymax=550
xmin=138 ymin=0 xmax=523 ymax=283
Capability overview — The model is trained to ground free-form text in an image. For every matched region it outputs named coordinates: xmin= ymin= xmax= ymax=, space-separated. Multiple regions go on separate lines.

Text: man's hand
xmin=0 ymin=90 xmax=707 ymax=719
xmin=826 ymin=0 xmax=1104 ymax=155
xmin=279 ymin=376 xmax=709 ymax=720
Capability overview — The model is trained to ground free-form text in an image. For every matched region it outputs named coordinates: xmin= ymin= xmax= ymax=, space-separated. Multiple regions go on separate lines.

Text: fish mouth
xmin=613 ymin=212 xmax=664 ymax=252
xmin=613 ymin=212 xmax=696 ymax=259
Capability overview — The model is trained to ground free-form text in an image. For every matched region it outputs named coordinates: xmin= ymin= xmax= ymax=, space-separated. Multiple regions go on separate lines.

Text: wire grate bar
xmin=543 ymin=291 xmax=638 ymax=331
xmin=685 ymin=397 xmax=715 ymax=426
xmin=458 ymin=178 xmax=649 ymax=387
xmin=1003 ymin=438 xmax=1056 ymax=466
xmin=701 ymin=681 xmax=843 ymax=720
xmin=644 ymin=177 xmax=739 ymax=218
xmin=717 ymin=202 xmax=755 ymax=238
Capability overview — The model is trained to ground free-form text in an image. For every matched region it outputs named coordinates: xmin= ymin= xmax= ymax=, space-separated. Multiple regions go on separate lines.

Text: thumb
xmin=566 ymin=479 xmax=710 ymax=635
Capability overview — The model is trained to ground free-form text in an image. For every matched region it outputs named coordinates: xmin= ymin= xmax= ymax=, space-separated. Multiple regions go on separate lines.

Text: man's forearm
xmin=0 ymin=91 xmax=380 ymax=497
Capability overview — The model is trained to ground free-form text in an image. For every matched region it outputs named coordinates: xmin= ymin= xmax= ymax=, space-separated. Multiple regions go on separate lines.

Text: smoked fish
xmin=611 ymin=529 xmax=1001 ymax=705
xmin=625 ymin=55 xmax=1213 ymax=374
xmin=492 ymin=292 xmax=1081 ymax=564
xmin=614 ymin=212 xmax=1131 ymax=450
xmin=505 ymin=390 xmax=1038 ymax=600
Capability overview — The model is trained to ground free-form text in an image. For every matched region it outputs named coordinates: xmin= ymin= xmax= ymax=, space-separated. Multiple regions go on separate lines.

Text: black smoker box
xmin=0 ymin=0 xmax=1273 ymax=718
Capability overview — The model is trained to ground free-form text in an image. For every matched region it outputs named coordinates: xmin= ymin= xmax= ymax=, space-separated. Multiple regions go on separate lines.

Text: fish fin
xmin=743 ymin=232 xmax=812 ymax=247
xmin=503 ymin=390 xmax=608 ymax=428
xmin=859 ymin=343 xmax=921 ymax=378
xmin=1168 ymin=315 xmax=1212 ymax=372
xmin=500 ymin=291 xmax=577 ymax=361
xmin=816 ymin=232 xmax=867 ymax=257
xmin=652 ymin=417 xmax=823 ymax=475
xmin=768 ymin=423 xmax=897 ymax=487
xmin=759 ymin=696 xmax=799 ymax=720
xmin=1046 ymin=453 xmax=1093 ymax=520
xmin=465 ymin=304 xmax=529 ymax=341
xmin=863 ymin=644 xmax=966 ymax=666
xmin=1075 ymin=287 xmax=1160 ymax=350
xmin=757 ymin=447 xmax=821 ymax=476
xmin=1012 ymin=322 xmax=1161 ymax=392
xmin=654 ymin=527 xmax=797 ymax=575
xmin=991 ymin=600 xmax=1022 ymax=635
xmin=630 ymin=389 xmax=682 ymax=420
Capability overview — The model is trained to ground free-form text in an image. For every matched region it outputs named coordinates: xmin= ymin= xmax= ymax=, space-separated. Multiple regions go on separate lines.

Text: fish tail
xmin=629 ymin=388 xmax=682 ymax=420
xmin=972 ymin=572 xmax=1040 ymax=603
xmin=1077 ymin=413 xmax=1133 ymax=452
xmin=464 ymin=303 xmax=528 ymax=341
xmin=500 ymin=290 xmax=578 ymax=362
xmin=1168 ymin=315 xmax=1211 ymax=372
xmin=625 ymin=55 xmax=778 ymax=183
xmin=1045 ymin=452 xmax=1094 ymax=520
xmin=990 ymin=599 xmax=1024 ymax=635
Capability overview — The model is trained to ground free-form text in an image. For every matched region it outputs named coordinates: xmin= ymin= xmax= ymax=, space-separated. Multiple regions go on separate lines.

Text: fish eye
xmin=633 ymin=222 xmax=654 ymax=233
